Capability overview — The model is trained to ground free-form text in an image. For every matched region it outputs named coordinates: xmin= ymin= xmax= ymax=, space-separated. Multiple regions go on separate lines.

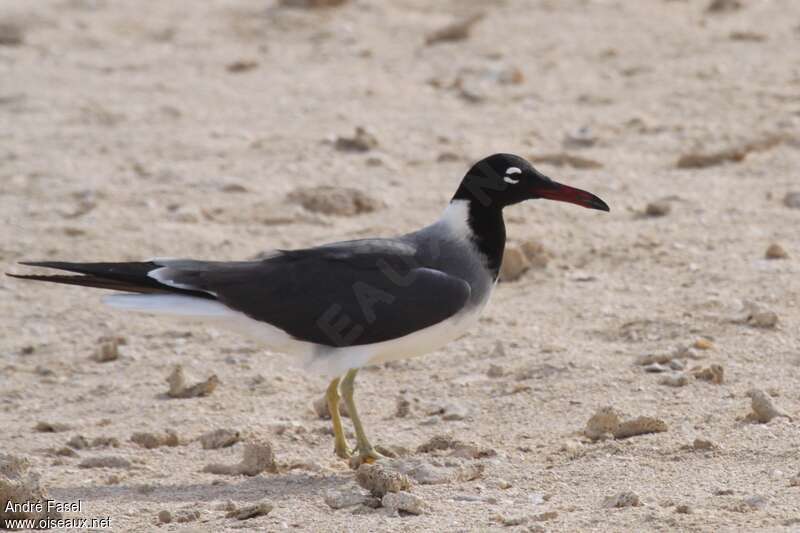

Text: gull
xmin=8 ymin=153 xmax=609 ymax=467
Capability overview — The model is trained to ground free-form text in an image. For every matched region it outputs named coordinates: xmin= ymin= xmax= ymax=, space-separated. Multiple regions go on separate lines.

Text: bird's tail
xmin=6 ymin=261 xmax=205 ymax=297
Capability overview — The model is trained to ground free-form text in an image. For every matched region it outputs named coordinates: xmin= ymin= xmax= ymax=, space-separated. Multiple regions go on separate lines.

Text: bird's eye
xmin=504 ymin=166 xmax=522 ymax=184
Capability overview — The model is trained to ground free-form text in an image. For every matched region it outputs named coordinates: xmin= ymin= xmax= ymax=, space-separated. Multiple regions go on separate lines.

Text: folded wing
xmin=9 ymin=240 xmax=471 ymax=347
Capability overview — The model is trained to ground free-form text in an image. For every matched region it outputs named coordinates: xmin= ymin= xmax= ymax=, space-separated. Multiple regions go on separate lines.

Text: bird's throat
xmin=444 ymin=199 xmax=506 ymax=279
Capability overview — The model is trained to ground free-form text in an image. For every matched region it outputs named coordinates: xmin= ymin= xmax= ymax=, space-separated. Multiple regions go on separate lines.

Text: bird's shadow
xmin=49 ymin=471 xmax=351 ymax=504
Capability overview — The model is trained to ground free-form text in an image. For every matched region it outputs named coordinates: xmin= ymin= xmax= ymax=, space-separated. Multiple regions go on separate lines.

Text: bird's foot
xmin=334 ymin=441 xmax=351 ymax=460
xmin=347 ymin=444 xmax=397 ymax=469
xmin=348 ymin=447 xmax=383 ymax=469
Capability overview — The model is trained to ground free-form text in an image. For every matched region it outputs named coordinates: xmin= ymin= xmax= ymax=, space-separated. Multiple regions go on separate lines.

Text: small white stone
xmin=382 ymin=491 xmax=429 ymax=515
xmin=603 ymin=491 xmax=640 ymax=508
xmin=324 ymin=488 xmax=367 ymax=509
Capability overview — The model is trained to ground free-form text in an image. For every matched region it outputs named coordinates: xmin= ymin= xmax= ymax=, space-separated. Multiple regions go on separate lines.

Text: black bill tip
xmin=588 ymin=195 xmax=610 ymax=212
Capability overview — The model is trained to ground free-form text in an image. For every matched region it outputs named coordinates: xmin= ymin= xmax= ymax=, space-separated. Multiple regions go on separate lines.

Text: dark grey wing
xmin=155 ymin=241 xmax=472 ymax=347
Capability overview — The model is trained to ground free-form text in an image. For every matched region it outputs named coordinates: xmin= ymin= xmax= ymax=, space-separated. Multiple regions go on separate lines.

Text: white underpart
xmin=104 ymin=292 xmax=486 ymax=378
xmin=505 ymin=167 xmax=521 ymax=175
xmin=104 ymin=294 xmax=230 ymax=316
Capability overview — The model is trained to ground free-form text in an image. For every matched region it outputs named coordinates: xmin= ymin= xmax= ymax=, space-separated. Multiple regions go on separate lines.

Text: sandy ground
xmin=2 ymin=0 xmax=800 ymax=531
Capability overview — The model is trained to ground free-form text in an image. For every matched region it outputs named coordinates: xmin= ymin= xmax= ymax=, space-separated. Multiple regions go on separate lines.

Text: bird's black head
xmin=452 ymin=153 xmax=609 ymax=212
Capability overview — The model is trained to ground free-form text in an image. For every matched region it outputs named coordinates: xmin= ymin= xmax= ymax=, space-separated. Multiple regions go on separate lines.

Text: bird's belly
xmin=364 ymin=304 xmax=483 ymax=366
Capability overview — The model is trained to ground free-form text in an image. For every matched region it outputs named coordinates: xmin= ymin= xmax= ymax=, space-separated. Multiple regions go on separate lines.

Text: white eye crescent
xmin=505 ymin=167 xmax=522 ymax=175
xmin=503 ymin=176 xmax=519 ymax=184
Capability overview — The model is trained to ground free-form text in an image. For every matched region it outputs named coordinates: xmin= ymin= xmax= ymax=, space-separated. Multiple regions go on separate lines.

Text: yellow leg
xmin=326 ymin=377 xmax=350 ymax=459
xmin=340 ymin=368 xmax=383 ymax=467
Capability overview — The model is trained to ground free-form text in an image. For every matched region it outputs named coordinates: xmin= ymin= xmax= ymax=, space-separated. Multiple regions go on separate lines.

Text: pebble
xmin=416 ymin=434 xmax=463 ymax=453
xmin=437 ymin=152 xmax=462 ymax=163
xmin=220 ymin=182 xmax=248 ymax=193
xmin=783 ymin=191 xmax=800 ymax=209
xmin=324 ymin=488 xmax=368 ymax=509
xmin=490 ymin=340 xmax=506 ymax=358
xmin=561 ymin=439 xmax=583 ymax=459
xmin=743 ymin=303 xmax=779 ymax=328
xmin=585 ymin=407 xmax=667 ymax=440
xmin=198 ymin=428 xmax=241 ymax=450
xmin=691 ymin=364 xmax=724 ymax=384
xmin=267 ymin=421 xmax=307 ymax=435
xmin=741 ymin=495 xmax=767 ymax=511
xmin=382 ymin=491 xmax=429 ymax=515
xmin=493 ymin=478 xmax=512 ymax=489
xmin=660 ymin=373 xmax=691 ymax=387
xmin=394 ymin=396 xmax=411 ymax=418
xmin=415 ymin=434 xmax=494 ymax=459
xmin=533 ymin=511 xmax=558 ymax=521
xmin=333 ymin=127 xmax=378 ymax=152
xmin=168 ymin=204 xmax=203 ymax=223
xmin=530 ymin=152 xmax=603 ymax=169
xmin=427 ymin=402 xmax=470 ymax=421
xmin=644 ymin=363 xmax=668 ymax=373
xmin=693 ymin=338 xmax=714 ymax=350
xmin=226 ymin=60 xmax=258 ymax=73
xmin=457 ymin=82 xmax=487 ymax=104
xmin=226 ymin=501 xmax=273 ymax=520
xmin=66 ymin=435 xmax=119 ymax=450
xmin=500 ymin=246 xmax=530 ymax=282
xmin=584 ymin=407 xmax=621 ymax=440
xmin=636 ymin=353 xmax=673 ymax=366
xmin=645 ymin=200 xmax=671 ymax=217
xmin=287 ymin=185 xmax=382 ymax=216
xmin=66 ymin=435 xmax=90 ymax=449
xmin=673 ymin=345 xmax=703 ymax=359
xmin=692 ymin=438 xmax=719 ymax=450
xmin=668 ymin=359 xmax=686 ymax=371
xmin=356 ymin=463 xmax=411 ymax=497
xmin=312 ymin=395 xmax=349 ymax=419
xmin=131 ymin=430 xmax=179 ymax=449
xmin=389 ymin=457 xmax=484 ymax=485
xmin=486 ymin=363 xmax=505 ymax=378
xmin=0 ymin=22 xmax=24 ymax=46
xmin=173 ymin=509 xmax=200 ymax=523
xmin=613 ymin=416 xmax=668 ymax=439
xmin=54 ymin=447 xmax=78 ymax=457
xmin=746 ymin=389 xmax=791 ymax=423
xmin=202 ymin=439 xmax=277 ymax=476
xmin=765 ymin=244 xmax=788 ymax=259
xmin=563 ymin=126 xmax=597 ymax=148
xmin=0 ymin=454 xmax=62 ymax=523
xmin=520 ymin=240 xmax=550 ymax=269
xmin=603 ymin=491 xmax=640 ymax=508
xmin=496 ymin=513 xmax=527 ymax=526
xmin=34 ymin=421 xmax=72 ymax=433
xmin=675 ymin=504 xmax=693 ymax=514
xmin=78 ymin=456 xmax=131 ymax=469
xmin=495 ymin=65 xmax=524 ymax=85
xmin=425 ymin=12 xmax=485 ymax=45
xmin=157 ymin=510 xmax=172 ymax=524
xmin=166 ymin=365 xmax=219 ymax=398
xmin=92 ymin=338 xmax=120 ymax=362
xmin=706 ymin=0 xmax=742 ymax=13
